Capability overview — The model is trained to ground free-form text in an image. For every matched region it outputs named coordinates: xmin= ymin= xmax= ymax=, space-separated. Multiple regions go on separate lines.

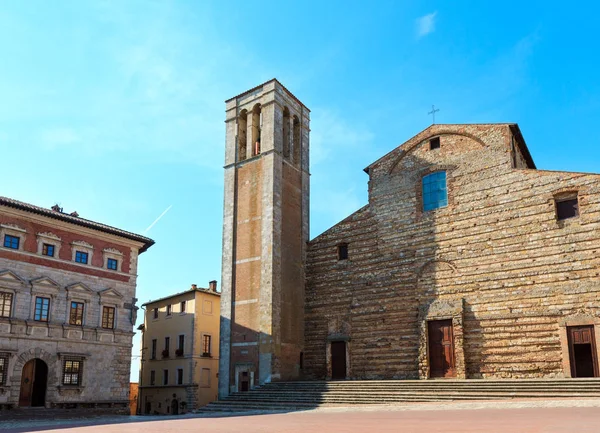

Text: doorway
xmin=19 ymin=359 xmax=48 ymax=407
xmin=239 ymin=371 xmax=249 ymax=392
xmin=171 ymin=399 xmax=179 ymax=415
xmin=428 ymin=319 xmax=456 ymax=378
xmin=568 ymin=325 xmax=599 ymax=378
xmin=331 ymin=341 xmax=347 ymax=380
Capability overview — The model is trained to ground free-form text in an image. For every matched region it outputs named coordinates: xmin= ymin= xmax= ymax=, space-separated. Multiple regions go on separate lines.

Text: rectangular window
xmin=3 ymin=235 xmax=19 ymax=249
xmin=180 ymin=301 xmax=186 ymax=313
xmin=151 ymin=339 xmax=157 ymax=360
xmin=203 ymin=335 xmax=211 ymax=356
xmin=423 ymin=171 xmax=448 ymax=211
xmin=62 ymin=358 xmax=83 ymax=386
xmin=42 ymin=243 xmax=55 ymax=257
xmin=150 ymin=370 xmax=156 ymax=385
xmin=101 ymin=306 xmax=115 ymax=329
xmin=0 ymin=292 xmax=13 ymax=318
xmin=153 ymin=308 xmax=158 ymax=319
xmin=0 ymin=355 xmax=7 ymax=385
xmin=163 ymin=369 xmax=169 ymax=385
xmin=107 ymin=258 xmax=118 ymax=270
xmin=177 ymin=335 xmax=184 ymax=356
xmin=34 ymin=297 xmax=50 ymax=322
xmin=177 ymin=368 xmax=183 ymax=385
xmin=429 ymin=137 xmax=441 ymax=150
xmin=69 ymin=302 xmax=84 ymax=326
xmin=166 ymin=304 xmax=172 ymax=316
xmin=75 ymin=251 xmax=88 ymax=264
xmin=556 ymin=198 xmax=579 ymax=220
xmin=337 ymin=243 xmax=348 ymax=260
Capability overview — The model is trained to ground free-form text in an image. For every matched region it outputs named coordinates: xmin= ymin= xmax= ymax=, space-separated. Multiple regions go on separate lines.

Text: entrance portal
xmin=19 ymin=359 xmax=48 ymax=407
xmin=171 ymin=399 xmax=179 ymax=415
xmin=428 ymin=319 xmax=456 ymax=378
xmin=568 ymin=325 xmax=599 ymax=378
xmin=331 ymin=341 xmax=347 ymax=380
xmin=239 ymin=371 xmax=249 ymax=392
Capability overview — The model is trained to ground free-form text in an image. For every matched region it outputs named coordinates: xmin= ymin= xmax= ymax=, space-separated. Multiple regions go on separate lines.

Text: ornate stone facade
xmin=0 ymin=197 xmax=153 ymax=410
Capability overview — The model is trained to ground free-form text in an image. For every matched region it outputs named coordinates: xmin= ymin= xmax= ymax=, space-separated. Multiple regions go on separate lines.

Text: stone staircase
xmin=199 ymin=379 xmax=600 ymax=412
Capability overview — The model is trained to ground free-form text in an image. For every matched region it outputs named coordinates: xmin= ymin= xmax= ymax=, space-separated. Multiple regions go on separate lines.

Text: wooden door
xmin=331 ymin=341 xmax=347 ymax=380
xmin=428 ymin=319 xmax=456 ymax=378
xmin=568 ymin=326 xmax=599 ymax=378
xmin=19 ymin=360 xmax=35 ymax=406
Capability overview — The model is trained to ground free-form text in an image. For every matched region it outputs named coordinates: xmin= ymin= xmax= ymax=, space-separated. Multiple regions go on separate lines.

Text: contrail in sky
xmin=144 ymin=205 xmax=173 ymax=233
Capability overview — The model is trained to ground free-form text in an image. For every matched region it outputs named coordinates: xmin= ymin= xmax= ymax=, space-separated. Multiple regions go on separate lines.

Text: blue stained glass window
xmin=422 ymin=171 xmax=448 ymax=211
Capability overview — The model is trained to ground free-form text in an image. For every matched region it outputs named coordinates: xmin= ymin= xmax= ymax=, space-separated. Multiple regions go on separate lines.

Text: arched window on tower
xmin=251 ymin=104 xmax=261 ymax=156
xmin=237 ymin=109 xmax=248 ymax=162
xmin=292 ymin=115 xmax=301 ymax=166
xmin=282 ymin=107 xmax=291 ymax=159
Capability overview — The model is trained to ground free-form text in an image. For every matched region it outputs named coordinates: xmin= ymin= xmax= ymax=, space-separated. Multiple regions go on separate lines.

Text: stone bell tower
xmin=219 ymin=79 xmax=310 ymax=397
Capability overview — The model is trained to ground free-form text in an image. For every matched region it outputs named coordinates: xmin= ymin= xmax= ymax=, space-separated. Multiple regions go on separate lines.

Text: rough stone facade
xmin=219 ymin=80 xmax=310 ymax=398
xmin=0 ymin=198 xmax=153 ymax=411
xmin=304 ymin=123 xmax=600 ymax=380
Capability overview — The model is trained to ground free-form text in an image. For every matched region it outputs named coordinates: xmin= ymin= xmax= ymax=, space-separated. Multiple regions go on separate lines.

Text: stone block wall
xmin=304 ymin=124 xmax=600 ymax=380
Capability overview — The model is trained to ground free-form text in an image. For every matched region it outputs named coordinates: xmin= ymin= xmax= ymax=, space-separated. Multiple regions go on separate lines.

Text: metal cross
xmin=428 ymin=105 xmax=440 ymax=124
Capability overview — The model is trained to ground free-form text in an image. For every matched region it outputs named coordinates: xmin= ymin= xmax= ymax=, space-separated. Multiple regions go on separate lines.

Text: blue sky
xmin=1 ymin=1 xmax=599 ymax=380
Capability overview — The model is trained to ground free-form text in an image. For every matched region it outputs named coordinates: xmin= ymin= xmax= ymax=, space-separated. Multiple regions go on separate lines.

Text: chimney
xmin=209 ymin=280 xmax=217 ymax=292
xmin=191 ymin=284 xmax=197 ymax=290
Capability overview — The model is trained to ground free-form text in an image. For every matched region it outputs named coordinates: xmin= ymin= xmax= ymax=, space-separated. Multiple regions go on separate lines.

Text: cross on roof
xmin=428 ymin=105 xmax=440 ymax=124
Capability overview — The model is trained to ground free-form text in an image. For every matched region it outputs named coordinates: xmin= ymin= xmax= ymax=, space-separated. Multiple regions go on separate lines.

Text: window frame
xmin=0 ymin=292 xmax=13 ymax=318
xmin=422 ymin=171 xmax=448 ymax=212
xmin=153 ymin=308 xmax=158 ymax=320
xmin=0 ymin=354 xmax=8 ymax=386
xmin=429 ymin=137 xmax=441 ymax=150
xmin=202 ymin=334 xmax=212 ymax=356
xmin=75 ymin=250 xmax=89 ymax=264
xmin=3 ymin=234 xmax=20 ymax=250
xmin=180 ymin=300 xmax=186 ymax=313
xmin=42 ymin=243 xmax=55 ymax=257
xmin=177 ymin=368 xmax=184 ymax=385
xmin=150 ymin=370 xmax=156 ymax=386
xmin=62 ymin=357 xmax=83 ymax=386
xmin=151 ymin=339 xmax=157 ymax=360
xmin=556 ymin=196 xmax=579 ymax=221
xmin=337 ymin=243 xmax=349 ymax=261
xmin=34 ymin=296 xmax=50 ymax=322
xmin=101 ymin=306 xmax=115 ymax=329
xmin=166 ymin=304 xmax=172 ymax=316
xmin=69 ymin=301 xmax=85 ymax=326
xmin=106 ymin=258 xmax=118 ymax=271
xmin=163 ymin=369 xmax=169 ymax=385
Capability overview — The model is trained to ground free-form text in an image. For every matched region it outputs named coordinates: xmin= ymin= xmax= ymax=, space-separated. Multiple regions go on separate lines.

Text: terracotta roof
xmin=0 ymin=196 xmax=154 ymax=253
xmin=142 ymin=287 xmax=221 ymax=307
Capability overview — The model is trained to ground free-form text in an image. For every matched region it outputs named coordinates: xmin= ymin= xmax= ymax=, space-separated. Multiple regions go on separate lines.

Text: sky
xmin=1 ymin=1 xmax=599 ymax=381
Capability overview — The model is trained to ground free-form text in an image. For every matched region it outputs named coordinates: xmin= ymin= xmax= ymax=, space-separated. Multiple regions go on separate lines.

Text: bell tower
xmin=219 ymin=79 xmax=310 ymax=397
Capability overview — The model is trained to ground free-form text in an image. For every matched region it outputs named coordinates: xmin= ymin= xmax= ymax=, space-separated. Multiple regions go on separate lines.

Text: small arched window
xmin=283 ymin=107 xmax=291 ymax=159
xmin=237 ymin=110 xmax=248 ymax=162
xmin=422 ymin=171 xmax=447 ymax=211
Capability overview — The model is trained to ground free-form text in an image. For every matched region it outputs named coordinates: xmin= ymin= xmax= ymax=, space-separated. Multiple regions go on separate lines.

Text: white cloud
xmin=416 ymin=12 xmax=437 ymax=38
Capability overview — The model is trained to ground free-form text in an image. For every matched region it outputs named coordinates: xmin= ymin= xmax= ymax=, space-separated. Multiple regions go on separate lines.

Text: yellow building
xmin=137 ymin=281 xmax=220 ymax=414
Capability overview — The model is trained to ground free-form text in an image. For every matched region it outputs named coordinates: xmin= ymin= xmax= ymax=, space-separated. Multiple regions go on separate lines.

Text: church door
xmin=331 ymin=341 xmax=347 ymax=380
xmin=428 ymin=320 xmax=456 ymax=378
xmin=19 ymin=359 xmax=48 ymax=407
xmin=568 ymin=326 xmax=599 ymax=378
xmin=239 ymin=371 xmax=250 ymax=392
xmin=171 ymin=399 xmax=179 ymax=415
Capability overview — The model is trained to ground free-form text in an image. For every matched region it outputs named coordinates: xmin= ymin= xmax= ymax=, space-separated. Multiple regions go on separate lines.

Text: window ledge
xmin=57 ymin=386 xmax=85 ymax=394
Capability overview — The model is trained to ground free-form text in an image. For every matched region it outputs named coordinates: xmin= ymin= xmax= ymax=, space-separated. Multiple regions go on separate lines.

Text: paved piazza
xmin=2 ymin=400 xmax=600 ymax=433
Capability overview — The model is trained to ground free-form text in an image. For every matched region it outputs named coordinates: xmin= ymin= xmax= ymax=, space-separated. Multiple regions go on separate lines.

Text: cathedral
xmin=218 ymin=79 xmax=600 ymax=397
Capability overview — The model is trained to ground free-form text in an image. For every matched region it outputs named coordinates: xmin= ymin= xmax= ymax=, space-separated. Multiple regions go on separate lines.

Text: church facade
xmin=219 ymin=81 xmax=600 ymax=396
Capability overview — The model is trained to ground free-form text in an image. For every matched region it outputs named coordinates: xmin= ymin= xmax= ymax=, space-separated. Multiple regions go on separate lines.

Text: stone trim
xmin=558 ymin=309 xmax=600 ymax=378
xmin=417 ymin=298 xmax=466 ymax=379
xmin=11 ymin=348 xmax=58 ymax=406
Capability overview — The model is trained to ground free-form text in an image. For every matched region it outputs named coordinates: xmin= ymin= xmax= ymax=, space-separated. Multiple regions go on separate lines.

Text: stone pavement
xmin=1 ymin=399 xmax=600 ymax=433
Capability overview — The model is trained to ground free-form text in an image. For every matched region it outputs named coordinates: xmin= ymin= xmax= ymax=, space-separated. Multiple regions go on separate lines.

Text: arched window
xmin=422 ymin=171 xmax=447 ymax=211
xmin=251 ymin=104 xmax=261 ymax=156
xmin=237 ymin=110 xmax=247 ymax=162
xmin=282 ymin=107 xmax=291 ymax=159
xmin=292 ymin=115 xmax=300 ymax=166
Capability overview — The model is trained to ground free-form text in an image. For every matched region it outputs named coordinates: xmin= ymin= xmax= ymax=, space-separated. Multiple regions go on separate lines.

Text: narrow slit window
xmin=337 ymin=243 xmax=349 ymax=261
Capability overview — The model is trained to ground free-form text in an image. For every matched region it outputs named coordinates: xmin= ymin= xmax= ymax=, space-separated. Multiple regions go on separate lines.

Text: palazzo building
xmin=0 ymin=197 xmax=153 ymax=411
xmin=219 ymin=80 xmax=600 ymax=397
